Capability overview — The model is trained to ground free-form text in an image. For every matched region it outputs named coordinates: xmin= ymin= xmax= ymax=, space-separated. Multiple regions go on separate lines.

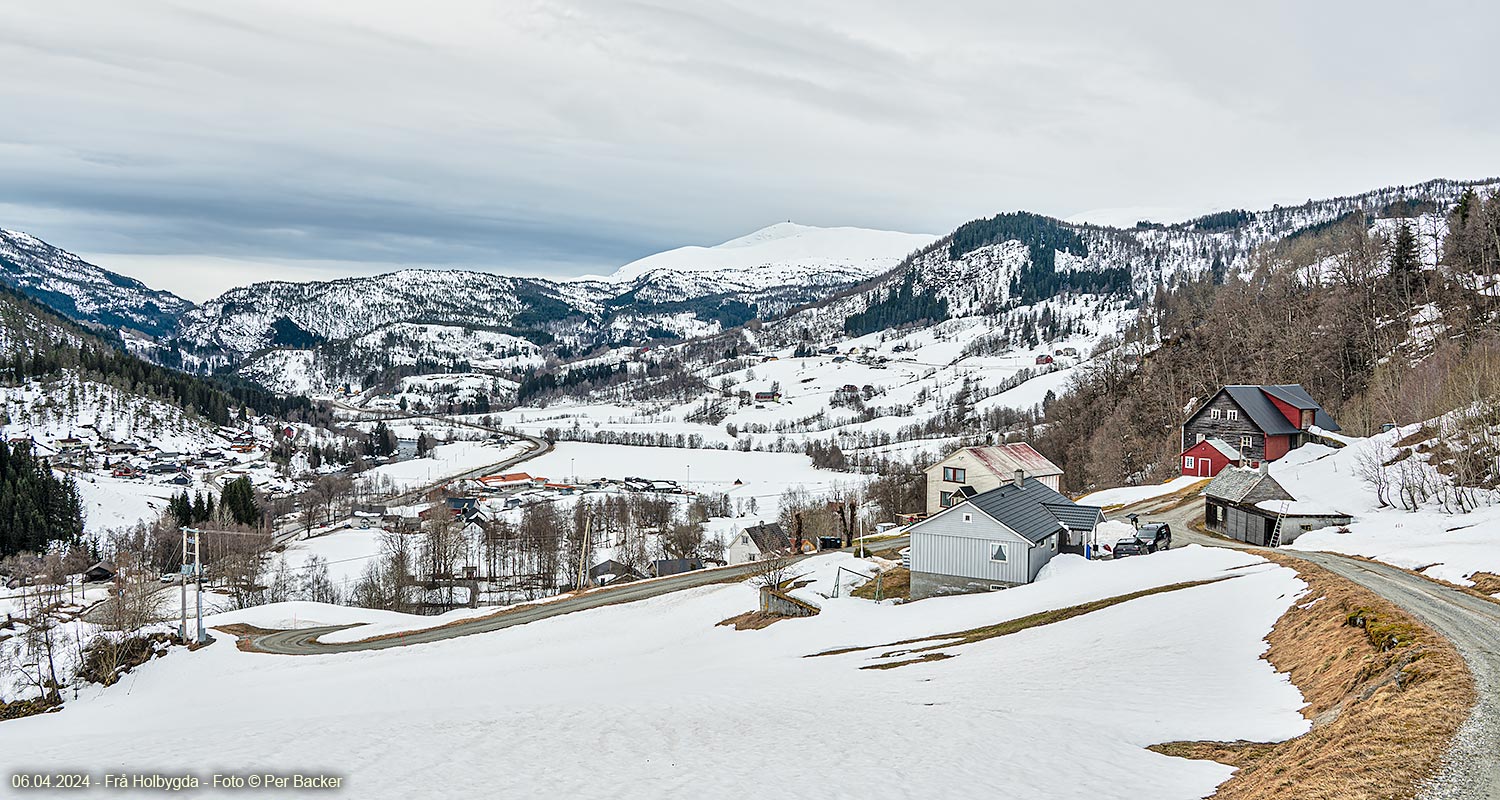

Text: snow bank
xmin=1077 ymin=475 xmax=1206 ymax=507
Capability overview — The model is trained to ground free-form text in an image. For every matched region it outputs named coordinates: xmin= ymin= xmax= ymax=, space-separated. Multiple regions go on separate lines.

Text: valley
xmin=2 ymin=178 xmax=1499 ymax=800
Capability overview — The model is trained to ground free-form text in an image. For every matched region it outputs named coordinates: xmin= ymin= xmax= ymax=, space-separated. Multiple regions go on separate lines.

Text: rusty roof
xmin=965 ymin=443 xmax=1063 ymax=478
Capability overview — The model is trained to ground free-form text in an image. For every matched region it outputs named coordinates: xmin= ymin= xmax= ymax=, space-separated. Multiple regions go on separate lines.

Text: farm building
xmin=1201 ymin=467 xmax=1351 ymax=546
xmin=1180 ymin=385 xmax=1339 ymax=476
xmin=925 ymin=443 xmax=1064 ymax=515
xmin=907 ymin=476 xmax=1102 ymax=600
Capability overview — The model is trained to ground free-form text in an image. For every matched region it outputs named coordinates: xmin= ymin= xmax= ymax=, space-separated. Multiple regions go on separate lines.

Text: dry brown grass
xmin=1465 ymin=571 xmax=1500 ymax=596
xmin=851 ymin=567 xmax=910 ymax=601
xmin=1151 ymin=553 xmax=1475 ymax=800
xmin=1095 ymin=477 xmax=1212 ymax=513
xmin=716 ymin=611 xmax=789 ymax=630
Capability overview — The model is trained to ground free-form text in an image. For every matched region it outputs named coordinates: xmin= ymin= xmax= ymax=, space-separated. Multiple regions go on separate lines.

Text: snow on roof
xmin=1254 ymin=500 xmax=1346 ymax=517
xmin=1205 ymin=438 xmax=1241 ymax=460
xmin=965 ymin=443 xmax=1063 ymax=478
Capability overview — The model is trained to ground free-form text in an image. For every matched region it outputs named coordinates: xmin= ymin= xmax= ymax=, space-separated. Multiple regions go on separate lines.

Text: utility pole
xmin=179 ymin=526 xmax=188 ymax=639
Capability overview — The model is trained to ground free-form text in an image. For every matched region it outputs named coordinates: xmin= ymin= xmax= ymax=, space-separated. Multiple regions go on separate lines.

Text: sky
xmin=1 ymin=1 xmax=1496 ymax=301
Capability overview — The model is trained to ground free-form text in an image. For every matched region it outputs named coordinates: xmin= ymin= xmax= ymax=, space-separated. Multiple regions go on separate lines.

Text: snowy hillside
xmin=0 ymin=228 xmax=192 ymax=339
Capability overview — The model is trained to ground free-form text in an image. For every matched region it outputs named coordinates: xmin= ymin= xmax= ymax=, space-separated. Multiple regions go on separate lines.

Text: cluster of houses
xmin=5 ymin=425 xmax=267 ymax=487
xmin=902 ymin=383 xmax=1350 ymax=601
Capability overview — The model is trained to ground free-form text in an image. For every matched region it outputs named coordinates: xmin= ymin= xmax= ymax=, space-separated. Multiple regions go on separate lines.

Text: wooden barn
xmin=1202 ymin=467 xmax=1351 ymax=546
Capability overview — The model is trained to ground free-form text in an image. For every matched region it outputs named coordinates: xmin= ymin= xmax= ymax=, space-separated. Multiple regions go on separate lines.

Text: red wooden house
xmin=1179 ymin=385 xmax=1339 ymax=477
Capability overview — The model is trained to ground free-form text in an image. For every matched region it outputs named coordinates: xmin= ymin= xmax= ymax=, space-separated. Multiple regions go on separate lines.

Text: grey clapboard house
xmin=907 ymin=475 xmax=1102 ymax=600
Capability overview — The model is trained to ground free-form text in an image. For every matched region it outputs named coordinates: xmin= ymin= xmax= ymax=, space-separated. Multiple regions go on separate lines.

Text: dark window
xmin=942 ymin=466 xmax=966 ymax=482
xmin=940 ymin=491 xmax=953 ymax=507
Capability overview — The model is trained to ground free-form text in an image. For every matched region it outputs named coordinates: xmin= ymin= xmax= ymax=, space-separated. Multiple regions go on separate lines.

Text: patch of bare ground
xmin=1097 ymin=477 xmax=1212 ymax=513
xmin=851 ymin=567 xmax=910 ymax=601
xmin=1340 ymin=554 xmax=1500 ymax=609
xmin=1468 ymin=572 xmax=1500 ymax=596
xmin=861 ymin=652 xmax=954 ymax=670
xmin=215 ymin=623 xmax=282 ymax=651
xmin=1151 ymin=553 xmax=1475 ymax=800
xmin=809 ymin=577 xmax=1227 ymax=663
xmin=716 ymin=611 xmax=789 ymax=630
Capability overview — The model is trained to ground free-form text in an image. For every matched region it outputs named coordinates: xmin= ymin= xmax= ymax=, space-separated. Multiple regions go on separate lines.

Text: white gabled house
xmin=924 ymin=443 xmax=1064 ymax=515
xmin=725 ymin=522 xmax=791 ymax=563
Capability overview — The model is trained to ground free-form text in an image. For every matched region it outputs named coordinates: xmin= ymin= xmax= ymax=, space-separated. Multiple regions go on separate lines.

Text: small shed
xmin=1202 ymin=467 xmax=1351 ymax=546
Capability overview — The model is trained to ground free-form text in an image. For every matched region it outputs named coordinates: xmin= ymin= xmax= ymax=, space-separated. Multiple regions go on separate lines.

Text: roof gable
xmin=744 ymin=522 xmax=791 ymax=553
xmin=1202 ymin=467 xmax=1294 ymax=504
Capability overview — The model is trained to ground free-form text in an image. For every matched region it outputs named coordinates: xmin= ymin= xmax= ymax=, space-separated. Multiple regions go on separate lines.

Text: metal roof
xmin=965 ymin=443 xmax=1063 ymax=478
xmin=1041 ymin=502 xmax=1104 ymax=532
xmin=962 ymin=478 xmax=1090 ymax=543
xmin=1203 ymin=385 xmax=1340 ymax=435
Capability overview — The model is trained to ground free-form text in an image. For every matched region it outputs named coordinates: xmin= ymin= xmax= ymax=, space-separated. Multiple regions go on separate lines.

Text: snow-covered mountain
xmin=170 ymin=223 xmax=937 ymax=372
xmin=0 ymin=228 xmax=193 ymax=339
xmin=602 ymin=222 xmax=936 ymax=284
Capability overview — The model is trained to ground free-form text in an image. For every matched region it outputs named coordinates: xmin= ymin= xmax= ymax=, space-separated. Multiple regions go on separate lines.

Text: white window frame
xmin=1210 ymin=408 xmax=1221 ymax=420
xmin=1240 ymin=435 xmax=1253 ymax=452
xmin=962 ymin=513 xmax=973 ymax=523
xmin=989 ymin=542 xmax=1007 ymax=562
xmin=1184 ymin=455 xmax=1195 ymax=469
xmin=1227 ymin=409 xmax=1239 ymax=421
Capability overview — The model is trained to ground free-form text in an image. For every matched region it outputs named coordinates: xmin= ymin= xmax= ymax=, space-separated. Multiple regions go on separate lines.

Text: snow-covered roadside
xmin=1273 ymin=429 xmax=1500 ymax=589
xmin=1 ymin=547 xmax=1309 ymax=800
xmin=358 ymin=440 xmax=527 ymax=492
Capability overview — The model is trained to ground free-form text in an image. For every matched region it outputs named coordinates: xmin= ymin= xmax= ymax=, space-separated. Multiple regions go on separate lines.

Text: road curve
xmin=1111 ymin=497 xmax=1500 ymax=800
xmin=239 ymin=558 xmax=783 ymax=655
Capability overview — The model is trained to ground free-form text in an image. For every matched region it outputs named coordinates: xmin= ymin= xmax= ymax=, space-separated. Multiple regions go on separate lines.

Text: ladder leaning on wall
xmin=1268 ymin=500 xmax=1290 ymax=548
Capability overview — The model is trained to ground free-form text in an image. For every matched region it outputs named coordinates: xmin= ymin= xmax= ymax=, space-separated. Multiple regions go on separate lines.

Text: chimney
xmin=1259 ymin=461 xmax=1270 ymax=476
xmin=1013 ymin=469 xmax=1025 ymax=488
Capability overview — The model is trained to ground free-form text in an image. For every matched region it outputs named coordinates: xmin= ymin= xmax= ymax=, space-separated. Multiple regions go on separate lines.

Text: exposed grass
xmin=1469 ymin=571 xmax=1500 ymax=596
xmin=851 ymin=568 xmax=910 ymax=601
xmin=809 ymin=577 xmax=1228 ymax=663
xmin=1098 ymin=478 xmax=1213 ymax=513
xmin=1151 ymin=553 xmax=1474 ymax=800
xmin=0 ymin=695 xmax=61 ymax=722
xmin=861 ymin=652 xmax=954 ymax=670
xmin=716 ymin=611 xmax=788 ymax=631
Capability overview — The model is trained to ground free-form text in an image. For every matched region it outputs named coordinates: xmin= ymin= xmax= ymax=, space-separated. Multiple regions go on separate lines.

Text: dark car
xmin=1113 ymin=523 xmax=1172 ymax=558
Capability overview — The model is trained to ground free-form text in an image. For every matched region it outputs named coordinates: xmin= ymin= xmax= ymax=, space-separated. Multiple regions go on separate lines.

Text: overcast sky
xmin=2 ymin=1 xmax=1495 ymax=301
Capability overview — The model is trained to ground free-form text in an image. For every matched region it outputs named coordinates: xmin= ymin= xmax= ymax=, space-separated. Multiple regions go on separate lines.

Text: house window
xmin=962 ymin=513 xmax=973 ymax=523
xmin=942 ymin=466 xmax=966 ymax=482
xmin=940 ymin=491 xmax=953 ymax=507
xmin=1227 ymin=409 xmax=1239 ymax=421
xmin=1050 ymin=536 xmax=1057 ymax=552
xmin=1301 ymin=409 xmax=1314 ymax=428
xmin=990 ymin=543 xmax=1007 ymax=562
xmin=1210 ymin=409 xmax=1221 ymax=420
xmin=1184 ymin=456 xmax=1195 ymax=469
xmin=1241 ymin=435 xmax=1253 ymax=452
xmin=740 ymin=535 xmax=749 ymax=545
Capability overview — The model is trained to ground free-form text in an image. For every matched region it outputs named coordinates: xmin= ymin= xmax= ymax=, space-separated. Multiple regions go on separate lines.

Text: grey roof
xmin=652 ymin=558 xmax=704 ymax=577
xmin=963 ymin=478 xmax=1093 ymax=544
xmin=1202 ymin=467 xmax=1291 ymax=504
xmin=744 ymin=522 xmax=790 ymax=554
xmin=1214 ymin=385 xmax=1340 ymax=435
xmin=1042 ymin=502 xmax=1104 ymax=532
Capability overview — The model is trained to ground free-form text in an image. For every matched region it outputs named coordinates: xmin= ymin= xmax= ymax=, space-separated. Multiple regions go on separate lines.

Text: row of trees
xmin=0 ymin=441 xmax=83 ymax=557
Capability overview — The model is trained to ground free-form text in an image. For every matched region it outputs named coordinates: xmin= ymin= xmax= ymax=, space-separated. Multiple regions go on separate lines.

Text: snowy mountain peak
xmin=607 ymin=223 xmax=938 ymax=282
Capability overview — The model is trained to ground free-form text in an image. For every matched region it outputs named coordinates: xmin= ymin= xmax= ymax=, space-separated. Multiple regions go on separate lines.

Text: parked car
xmin=1113 ymin=523 xmax=1172 ymax=558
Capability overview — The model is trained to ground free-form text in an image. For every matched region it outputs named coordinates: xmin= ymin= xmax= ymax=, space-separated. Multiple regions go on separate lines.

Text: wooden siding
xmin=909 ymin=507 xmax=1037 ymax=585
xmin=1181 ymin=439 xmax=1238 ymax=477
xmin=1183 ymin=391 xmax=1265 ymax=462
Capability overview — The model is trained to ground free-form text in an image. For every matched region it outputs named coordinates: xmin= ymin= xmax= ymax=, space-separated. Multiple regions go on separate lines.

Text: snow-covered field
xmin=1077 ymin=475 xmax=1208 ymax=507
xmin=359 ymin=440 xmax=528 ymax=492
xmin=1 ymin=547 xmax=1309 ymax=800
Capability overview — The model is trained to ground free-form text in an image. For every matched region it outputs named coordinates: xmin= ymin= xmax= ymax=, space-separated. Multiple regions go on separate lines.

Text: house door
xmin=1198 ymin=458 xmax=1212 ymax=477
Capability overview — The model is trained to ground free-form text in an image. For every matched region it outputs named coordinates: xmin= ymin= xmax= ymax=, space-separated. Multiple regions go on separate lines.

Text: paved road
xmin=1113 ymin=496 xmax=1500 ymax=800
xmin=241 ymin=558 xmax=785 ymax=654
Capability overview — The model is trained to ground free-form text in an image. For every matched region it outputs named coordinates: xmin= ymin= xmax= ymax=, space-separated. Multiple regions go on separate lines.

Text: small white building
xmin=925 ymin=443 xmax=1064 ymax=516
xmin=725 ymin=522 xmax=791 ymax=564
